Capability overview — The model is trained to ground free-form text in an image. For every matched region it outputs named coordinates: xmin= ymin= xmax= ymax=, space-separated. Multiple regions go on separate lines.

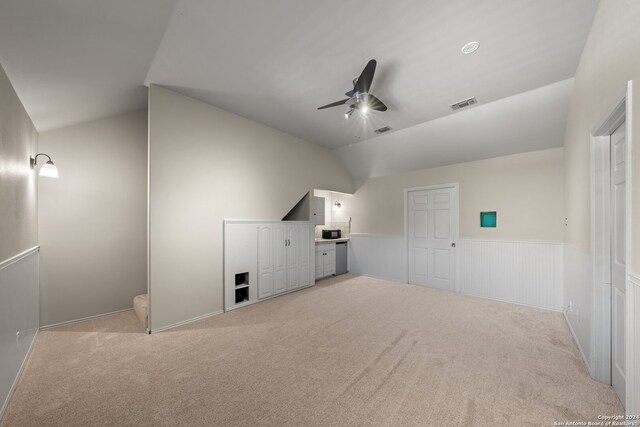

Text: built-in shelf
xmin=234 ymin=271 xmax=250 ymax=304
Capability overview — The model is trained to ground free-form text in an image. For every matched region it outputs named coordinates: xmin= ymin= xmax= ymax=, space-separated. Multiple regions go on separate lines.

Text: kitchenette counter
xmin=315 ymin=238 xmax=349 ymax=243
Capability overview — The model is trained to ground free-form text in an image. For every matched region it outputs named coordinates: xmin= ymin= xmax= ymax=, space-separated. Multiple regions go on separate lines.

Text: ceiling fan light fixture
xmin=461 ymin=41 xmax=480 ymax=55
xmin=317 ymin=59 xmax=388 ymax=118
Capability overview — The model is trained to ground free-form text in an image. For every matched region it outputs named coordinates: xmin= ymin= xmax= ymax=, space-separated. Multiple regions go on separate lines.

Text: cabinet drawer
xmin=315 ymin=242 xmax=336 ymax=251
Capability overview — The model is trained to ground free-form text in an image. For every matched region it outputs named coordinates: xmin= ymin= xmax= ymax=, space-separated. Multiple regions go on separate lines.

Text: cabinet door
xmin=315 ymin=249 xmax=324 ymax=279
xmin=298 ymin=224 xmax=311 ymax=287
xmin=273 ymin=223 xmax=287 ymax=295
xmin=323 ymin=249 xmax=335 ymax=277
xmin=257 ymin=225 xmax=274 ymax=299
xmin=314 ymin=197 xmax=325 ymax=225
xmin=286 ymin=225 xmax=299 ymax=290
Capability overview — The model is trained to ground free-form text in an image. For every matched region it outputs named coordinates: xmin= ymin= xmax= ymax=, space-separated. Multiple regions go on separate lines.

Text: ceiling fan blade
xmin=367 ymin=94 xmax=388 ymax=111
xmin=344 ymin=90 xmax=355 ymax=97
xmin=317 ymin=99 xmax=350 ymax=110
xmin=354 ymin=59 xmax=377 ymax=94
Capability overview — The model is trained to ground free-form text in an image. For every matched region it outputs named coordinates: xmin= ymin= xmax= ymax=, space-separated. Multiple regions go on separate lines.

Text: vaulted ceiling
xmin=0 ymin=0 xmax=599 ymax=179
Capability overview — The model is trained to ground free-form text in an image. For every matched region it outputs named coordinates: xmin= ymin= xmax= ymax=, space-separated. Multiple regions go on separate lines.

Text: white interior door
xmin=407 ymin=186 xmax=458 ymax=291
xmin=610 ymin=121 xmax=626 ymax=406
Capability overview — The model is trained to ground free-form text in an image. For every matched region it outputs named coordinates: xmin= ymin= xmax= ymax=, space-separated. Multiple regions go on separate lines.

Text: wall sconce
xmin=30 ymin=153 xmax=59 ymax=178
xmin=334 ymin=201 xmax=342 ymax=208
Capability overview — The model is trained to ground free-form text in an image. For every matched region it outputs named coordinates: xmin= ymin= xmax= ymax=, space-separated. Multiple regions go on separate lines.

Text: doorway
xmin=405 ymin=184 xmax=459 ymax=292
xmin=590 ymin=83 xmax=632 ymax=409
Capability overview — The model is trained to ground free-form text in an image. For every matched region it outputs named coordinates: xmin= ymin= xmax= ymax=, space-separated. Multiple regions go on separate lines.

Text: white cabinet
xmin=259 ymin=222 xmax=312 ymax=299
xmin=225 ymin=220 xmax=313 ymax=311
xmin=313 ymin=197 xmax=325 ymax=226
xmin=315 ymin=242 xmax=335 ymax=279
xmin=223 ymin=222 xmax=259 ymax=310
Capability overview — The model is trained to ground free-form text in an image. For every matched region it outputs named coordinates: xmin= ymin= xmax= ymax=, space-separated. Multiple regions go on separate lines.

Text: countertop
xmin=315 ymin=238 xmax=349 ymax=243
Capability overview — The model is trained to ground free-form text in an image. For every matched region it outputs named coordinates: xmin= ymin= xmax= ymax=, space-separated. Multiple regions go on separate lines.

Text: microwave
xmin=322 ymin=229 xmax=341 ymax=239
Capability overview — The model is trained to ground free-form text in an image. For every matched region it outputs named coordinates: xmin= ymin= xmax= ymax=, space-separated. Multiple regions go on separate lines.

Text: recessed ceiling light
xmin=461 ymin=41 xmax=480 ymax=55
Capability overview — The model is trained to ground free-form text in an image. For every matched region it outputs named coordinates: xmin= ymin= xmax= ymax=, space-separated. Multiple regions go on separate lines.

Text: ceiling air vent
xmin=374 ymin=126 xmax=393 ymax=134
xmin=450 ymin=97 xmax=477 ymax=111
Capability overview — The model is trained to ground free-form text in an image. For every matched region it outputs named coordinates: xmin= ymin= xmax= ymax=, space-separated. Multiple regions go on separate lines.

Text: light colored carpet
xmin=2 ymin=275 xmax=623 ymax=426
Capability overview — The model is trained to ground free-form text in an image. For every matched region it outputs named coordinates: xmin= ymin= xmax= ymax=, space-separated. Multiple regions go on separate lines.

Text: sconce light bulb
xmin=39 ymin=161 xmax=59 ymax=178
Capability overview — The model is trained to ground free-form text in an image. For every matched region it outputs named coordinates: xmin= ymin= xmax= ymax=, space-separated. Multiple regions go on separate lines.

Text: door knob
xmin=451 ymin=243 xmax=456 ymax=247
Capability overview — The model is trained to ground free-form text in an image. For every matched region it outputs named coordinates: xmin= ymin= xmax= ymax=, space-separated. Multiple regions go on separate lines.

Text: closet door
xmin=298 ymin=224 xmax=311 ymax=287
xmin=257 ymin=224 xmax=274 ymax=299
xmin=273 ymin=223 xmax=287 ymax=295
xmin=407 ymin=187 xmax=457 ymax=292
xmin=286 ymin=225 xmax=300 ymax=290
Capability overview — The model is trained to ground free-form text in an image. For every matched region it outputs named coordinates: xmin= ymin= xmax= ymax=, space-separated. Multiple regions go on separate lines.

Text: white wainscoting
xmin=349 ymin=236 xmax=563 ymax=312
xmin=627 ymin=273 xmax=640 ymax=415
xmin=0 ymin=247 xmax=39 ymax=419
xmin=348 ymin=234 xmax=406 ymax=283
xmin=457 ymin=239 xmax=563 ymax=312
xmin=563 ymin=244 xmax=593 ymax=373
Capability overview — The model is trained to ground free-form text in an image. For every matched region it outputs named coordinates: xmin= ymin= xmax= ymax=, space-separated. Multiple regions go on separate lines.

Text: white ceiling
xmin=0 ymin=0 xmax=598 ymax=178
xmin=146 ymin=0 xmax=598 ymax=150
xmin=334 ymin=78 xmax=573 ymax=180
xmin=0 ymin=0 xmax=177 ymax=131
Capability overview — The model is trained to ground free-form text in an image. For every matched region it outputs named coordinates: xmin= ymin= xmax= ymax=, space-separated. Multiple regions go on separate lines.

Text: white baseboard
xmin=225 ymin=283 xmax=315 ymax=312
xmin=149 ymin=310 xmax=224 ymax=334
xmin=40 ymin=308 xmax=133 ymax=330
xmin=563 ymin=310 xmax=592 ymax=377
xmin=463 ymin=292 xmax=563 ymax=313
xmin=0 ymin=329 xmax=38 ymax=421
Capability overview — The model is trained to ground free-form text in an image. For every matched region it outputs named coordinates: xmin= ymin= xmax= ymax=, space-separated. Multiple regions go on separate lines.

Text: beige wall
xmin=38 ymin=111 xmax=148 ymax=326
xmin=561 ymin=2 xmax=640 ymax=408
xmin=351 ymin=148 xmax=564 ymax=242
xmin=563 ymin=0 xmax=640 ymax=274
xmin=148 ymin=85 xmax=353 ymax=331
xmin=0 ymin=64 xmax=38 ymax=262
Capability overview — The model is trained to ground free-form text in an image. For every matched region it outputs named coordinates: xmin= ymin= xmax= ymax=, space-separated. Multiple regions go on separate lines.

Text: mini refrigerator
xmin=335 ymin=242 xmax=348 ymax=275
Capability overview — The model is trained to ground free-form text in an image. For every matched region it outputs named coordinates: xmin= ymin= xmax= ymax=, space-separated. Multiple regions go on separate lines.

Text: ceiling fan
xmin=317 ymin=59 xmax=388 ymax=119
